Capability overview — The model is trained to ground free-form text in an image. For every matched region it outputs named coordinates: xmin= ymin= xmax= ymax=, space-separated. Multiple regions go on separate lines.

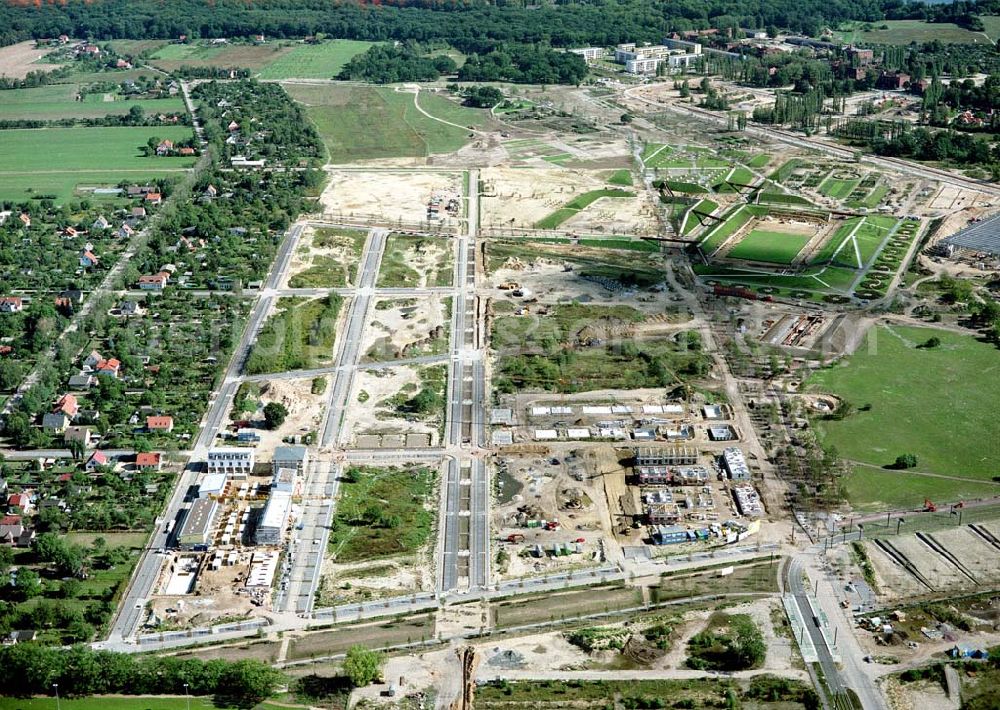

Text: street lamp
xmin=53 ymin=684 xmax=60 ymax=710
xmin=184 ymin=683 xmax=190 ymax=710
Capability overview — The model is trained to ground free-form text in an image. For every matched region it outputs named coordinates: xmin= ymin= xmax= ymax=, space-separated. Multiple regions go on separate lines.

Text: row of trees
xmin=0 ymin=644 xmax=283 ymax=706
xmin=834 ymin=119 xmax=996 ymax=167
xmin=0 ymin=0 xmax=892 ymax=50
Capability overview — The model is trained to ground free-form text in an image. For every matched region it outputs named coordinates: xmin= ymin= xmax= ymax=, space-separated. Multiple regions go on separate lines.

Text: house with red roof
xmin=146 ymin=415 xmax=174 ymax=433
xmin=135 ymin=452 xmax=162 ymax=471
xmin=85 ymin=451 xmax=109 ymax=472
xmin=95 ymin=358 xmax=121 ymax=378
xmin=155 ymin=140 xmax=174 ymax=156
xmin=7 ymin=493 xmax=32 ymax=514
xmin=145 ymin=192 xmax=162 ymax=205
xmin=80 ymin=250 xmax=99 ymax=268
xmin=138 ymin=272 xmax=169 ymax=291
xmin=53 ymin=394 xmax=79 ymax=419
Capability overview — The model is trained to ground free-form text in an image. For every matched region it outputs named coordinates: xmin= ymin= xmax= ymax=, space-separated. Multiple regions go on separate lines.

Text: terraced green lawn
xmin=535 ymin=189 xmax=634 ymax=229
xmin=819 ymin=177 xmax=860 ymax=199
xmin=728 ymin=229 xmax=812 ymax=264
xmin=809 ymin=326 xmax=1000 ymax=482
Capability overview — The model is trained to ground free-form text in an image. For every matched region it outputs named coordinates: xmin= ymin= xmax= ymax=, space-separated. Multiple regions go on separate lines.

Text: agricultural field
xmin=727 ymin=228 xmax=813 ymax=264
xmin=286 ymin=83 xmax=490 ymax=163
xmin=809 ymin=326 xmax=1000 ymax=487
xmin=257 ymin=39 xmax=375 ymax=79
xmin=0 ymin=84 xmax=186 ymax=121
xmin=0 ymin=126 xmax=195 ymax=203
xmin=148 ymin=41 xmax=294 ymax=72
xmin=0 ymin=40 xmax=64 ymax=80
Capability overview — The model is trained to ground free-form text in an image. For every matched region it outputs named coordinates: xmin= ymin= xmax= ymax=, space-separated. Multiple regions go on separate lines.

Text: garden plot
xmin=481 ymin=167 xmax=656 ymax=234
xmin=362 ymin=296 xmax=450 ymax=362
xmin=318 ymin=170 xmax=462 ymax=227
xmin=285 ymin=226 xmax=366 ymax=288
xmin=343 ymin=365 xmax=445 ymax=447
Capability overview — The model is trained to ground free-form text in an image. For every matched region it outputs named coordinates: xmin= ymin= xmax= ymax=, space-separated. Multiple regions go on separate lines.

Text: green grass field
xmin=834 ymin=19 xmax=991 ymax=45
xmin=0 ymin=126 xmax=195 ymax=203
xmin=607 ymin=169 xmax=633 ymax=186
xmin=0 ymin=84 xmax=186 ymax=121
xmin=257 ymin=40 xmax=375 ymax=79
xmin=809 ymin=218 xmax=863 ymax=266
xmin=819 ymin=177 xmax=860 ymax=200
xmin=843 ymin=466 xmax=1000 ymax=512
xmin=698 ymin=206 xmax=755 ymax=254
xmin=286 ymin=84 xmax=487 ymax=162
xmin=810 ymin=326 xmax=1000 ymax=485
xmin=727 ymin=229 xmax=812 ymax=264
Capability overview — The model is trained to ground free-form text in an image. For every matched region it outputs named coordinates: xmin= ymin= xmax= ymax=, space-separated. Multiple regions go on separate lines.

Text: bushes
xmin=685 ymin=614 xmax=765 ymax=671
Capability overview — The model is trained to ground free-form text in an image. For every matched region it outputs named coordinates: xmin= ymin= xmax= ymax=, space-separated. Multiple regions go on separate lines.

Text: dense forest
xmin=0 ymin=0 xmax=946 ymax=49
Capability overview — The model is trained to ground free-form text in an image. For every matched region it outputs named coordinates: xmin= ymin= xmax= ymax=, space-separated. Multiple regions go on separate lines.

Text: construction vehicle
xmin=954 ymin=501 xmax=965 ymax=509
xmin=505 ymin=533 xmax=525 ymax=543
xmin=923 ymin=499 xmax=937 ymax=512
xmin=544 ymin=520 xmax=560 ymax=531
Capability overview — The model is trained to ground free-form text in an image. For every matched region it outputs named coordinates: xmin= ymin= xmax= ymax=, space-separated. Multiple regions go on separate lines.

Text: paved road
xmin=319 ymin=228 xmax=388 ymax=446
xmin=276 ymin=458 xmax=340 ymax=614
xmin=787 ymin=556 xmax=886 ymax=710
xmin=107 ymin=224 xmax=304 ymax=641
xmin=439 ymin=169 xmax=490 ymax=593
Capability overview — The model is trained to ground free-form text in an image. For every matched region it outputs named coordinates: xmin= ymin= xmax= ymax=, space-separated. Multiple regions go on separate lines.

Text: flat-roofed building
xmin=272 ymin=445 xmax=307 ymax=475
xmin=177 ymin=498 xmax=219 ymax=550
xmin=722 ymin=447 xmax=751 ymax=481
xmin=254 ymin=490 xmax=292 ymax=546
xmin=198 ymin=472 xmax=227 ymax=498
xmin=634 ymin=447 xmax=697 ymax=466
xmin=207 ymin=447 xmax=254 ymax=478
xmin=569 ymin=47 xmax=605 ymax=63
xmin=272 ymin=467 xmax=296 ymax=493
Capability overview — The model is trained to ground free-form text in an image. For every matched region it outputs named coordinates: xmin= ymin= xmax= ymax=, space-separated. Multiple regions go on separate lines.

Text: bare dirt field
xmin=252 ymin=377 xmax=328 ymax=458
xmin=480 ymin=166 xmax=656 ymax=234
xmin=284 ymin=225 xmax=365 ymax=288
xmin=343 ymin=365 xmax=443 ymax=446
xmin=151 ymin=554 xmax=259 ymax=628
xmin=363 ymin=296 xmax=450 ymax=362
xmin=378 ymin=234 xmax=454 ymax=288
xmin=319 ymin=169 xmax=462 ymax=227
xmin=0 ymin=41 xmax=63 ymax=79
xmin=317 ymin=554 xmax=433 ymax=606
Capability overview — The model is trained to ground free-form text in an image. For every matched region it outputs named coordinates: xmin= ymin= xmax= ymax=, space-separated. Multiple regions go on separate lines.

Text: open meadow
xmin=0 ymin=83 xmax=186 ymax=121
xmin=286 ymin=84 xmax=490 ymax=163
xmin=809 ymin=326 xmax=1000 ymax=485
xmin=0 ymin=125 xmax=195 ymax=203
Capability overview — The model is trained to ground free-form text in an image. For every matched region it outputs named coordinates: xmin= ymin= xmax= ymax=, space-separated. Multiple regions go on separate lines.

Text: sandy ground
xmin=342 ymin=366 xmax=442 ymax=446
xmin=319 ymin=170 xmax=462 ymax=227
xmin=381 ymin=236 xmax=454 ymax=288
xmin=363 ymin=297 xmax=449 ymax=362
xmin=480 ymin=166 xmax=656 ymax=233
xmin=0 ymin=41 xmax=63 ymax=80
xmin=283 ymin=225 xmax=362 ymax=288
xmin=251 ymin=377 xmax=328 ymax=458
xmin=883 ymin=676 xmax=959 ymax=710
xmin=151 ymin=553 xmax=259 ymax=629
xmin=317 ymin=554 xmax=434 ymax=606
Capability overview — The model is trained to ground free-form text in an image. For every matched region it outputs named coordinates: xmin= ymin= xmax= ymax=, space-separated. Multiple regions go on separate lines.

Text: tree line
xmin=0 ymin=643 xmax=283 ymax=707
xmin=0 ymin=0 xmax=911 ymax=50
